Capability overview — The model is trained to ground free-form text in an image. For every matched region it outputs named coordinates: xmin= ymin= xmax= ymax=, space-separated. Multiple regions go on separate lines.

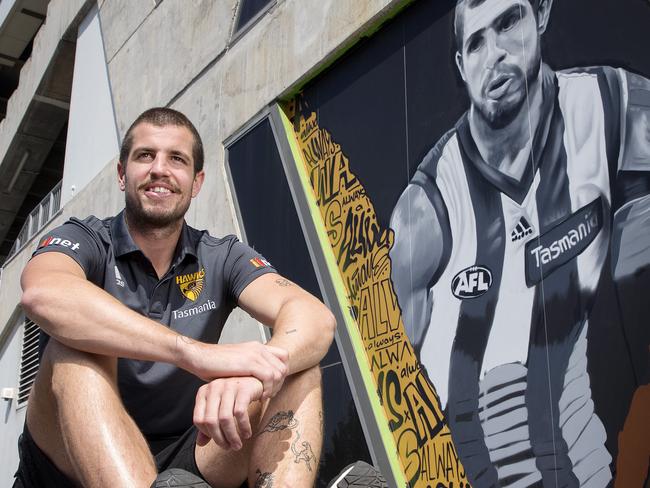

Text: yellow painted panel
xmin=280 ymin=104 xmax=470 ymax=488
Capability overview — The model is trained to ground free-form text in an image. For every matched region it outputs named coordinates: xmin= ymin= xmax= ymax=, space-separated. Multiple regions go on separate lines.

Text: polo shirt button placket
xmin=148 ymin=277 xmax=170 ymax=319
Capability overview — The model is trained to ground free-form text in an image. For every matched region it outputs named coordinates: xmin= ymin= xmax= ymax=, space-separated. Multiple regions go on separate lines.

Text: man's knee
xmin=42 ymin=340 xmax=118 ymax=401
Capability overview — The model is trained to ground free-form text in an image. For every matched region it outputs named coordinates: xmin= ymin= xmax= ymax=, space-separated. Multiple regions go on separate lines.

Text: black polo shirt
xmin=32 ymin=211 xmax=276 ymax=439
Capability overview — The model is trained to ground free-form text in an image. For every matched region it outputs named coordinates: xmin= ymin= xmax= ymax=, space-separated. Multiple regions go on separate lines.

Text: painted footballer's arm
xmin=612 ymin=70 xmax=650 ymax=281
xmin=620 ymin=70 xmax=650 ymax=174
xmin=389 ymin=183 xmax=448 ymax=351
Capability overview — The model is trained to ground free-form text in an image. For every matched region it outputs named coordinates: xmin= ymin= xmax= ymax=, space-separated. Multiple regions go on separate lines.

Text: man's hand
xmin=193 ymin=376 xmax=263 ymax=450
xmin=180 ymin=340 xmax=288 ymax=400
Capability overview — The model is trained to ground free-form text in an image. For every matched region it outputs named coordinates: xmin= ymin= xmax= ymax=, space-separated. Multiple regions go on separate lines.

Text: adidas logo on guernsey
xmin=511 ymin=216 xmax=534 ymax=242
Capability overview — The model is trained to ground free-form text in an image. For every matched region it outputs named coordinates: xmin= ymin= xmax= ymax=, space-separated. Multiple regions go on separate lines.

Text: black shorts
xmin=13 ymin=425 xmax=204 ymax=487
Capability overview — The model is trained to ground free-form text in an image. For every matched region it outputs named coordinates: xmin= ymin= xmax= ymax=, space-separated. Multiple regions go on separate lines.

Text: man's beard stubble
xmin=124 ymin=178 xmax=188 ymax=231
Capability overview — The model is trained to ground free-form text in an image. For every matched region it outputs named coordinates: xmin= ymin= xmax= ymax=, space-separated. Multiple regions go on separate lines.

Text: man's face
xmin=118 ymin=123 xmax=204 ymax=228
xmin=456 ymin=0 xmax=542 ymax=129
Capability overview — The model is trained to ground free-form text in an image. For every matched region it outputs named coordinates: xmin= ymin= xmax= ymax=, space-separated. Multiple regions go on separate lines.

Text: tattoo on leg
xmin=259 ymin=410 xmax=317 ymax=472
xmin=291 ymin=430 xmax=316 ymax=472
xmin=255 ymin=469 xmax=274 ymax=488
xmin=275 ymin=278 xmax=293 ymax=287
xmin=258 ymin=410 xmax=298 ymax=434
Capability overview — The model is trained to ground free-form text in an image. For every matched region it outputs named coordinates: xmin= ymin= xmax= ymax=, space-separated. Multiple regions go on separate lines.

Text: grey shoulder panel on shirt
xmin=67 ymin=215 xmax=111 ymax=238
xmin=197 ymin=231 xmax=239 ymax=248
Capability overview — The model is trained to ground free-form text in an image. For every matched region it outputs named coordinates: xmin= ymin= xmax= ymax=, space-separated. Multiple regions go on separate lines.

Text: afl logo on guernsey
xmin=451 ymin=265 xmax=493 ymax=299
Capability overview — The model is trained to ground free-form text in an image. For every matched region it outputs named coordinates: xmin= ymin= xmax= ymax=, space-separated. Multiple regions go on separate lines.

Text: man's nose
xmin=485 ymin=31 xmax=507 ymax=69
xmin=150 ymin=154 xmax=171 ymax=175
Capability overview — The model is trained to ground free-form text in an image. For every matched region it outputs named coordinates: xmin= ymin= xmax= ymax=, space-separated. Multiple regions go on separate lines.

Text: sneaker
xmin=327 ymin=460 xmax=388 ymax=487
xmin=152 ymin=468 xmax=210 ymax=487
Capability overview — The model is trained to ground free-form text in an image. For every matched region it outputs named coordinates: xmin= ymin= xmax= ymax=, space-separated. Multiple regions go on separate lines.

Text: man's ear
xmin=455 ymin=51 xmax=467 ymax=83
xmin=192 ymin=170 xmax=205 ymax=198
xmin=118 ymin=162 xmax=126 ymax=191
xmin=537 ymin=0 xmax=553 ymax=35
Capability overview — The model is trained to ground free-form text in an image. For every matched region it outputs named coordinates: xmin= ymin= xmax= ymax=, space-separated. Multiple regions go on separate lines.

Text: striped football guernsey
xmin=400 ymin=65 xmax=649 ymax=488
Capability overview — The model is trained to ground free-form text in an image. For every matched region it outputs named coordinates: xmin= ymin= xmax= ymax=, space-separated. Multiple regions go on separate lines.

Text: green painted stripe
xmin=276 ymin=106 xmax=407 ymax=487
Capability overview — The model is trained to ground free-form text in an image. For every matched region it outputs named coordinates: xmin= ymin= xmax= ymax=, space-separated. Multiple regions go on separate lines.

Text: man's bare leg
xmin=196 ymin=365 xmax=323 ymax=488
xmin=27 ymin=339 xmax=157 ymax=487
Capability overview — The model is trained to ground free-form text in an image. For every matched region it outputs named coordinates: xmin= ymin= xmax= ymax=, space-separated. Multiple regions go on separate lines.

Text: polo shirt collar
xmin=111 ymin=210 xmax=139 ymax=257
xmin=110 ymin=210 xmax=198 ymax=264
xmin=177 ymin=220 xmax=198 ymax=262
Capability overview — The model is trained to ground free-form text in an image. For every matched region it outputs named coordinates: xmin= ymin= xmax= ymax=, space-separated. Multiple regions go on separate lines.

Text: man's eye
xmin=172 ymin=155 xmax=187 ymax=164
xmin=467 ymin=36 xmax=484 ymax=54
xmin=499 ymin=12 xmax=520 ymax=32
xmin=138 ymin=152 xmax=153 ymax=160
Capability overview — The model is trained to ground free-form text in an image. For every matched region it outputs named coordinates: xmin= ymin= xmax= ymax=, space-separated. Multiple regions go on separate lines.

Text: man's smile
xmin=141 ymin=182 xmax=178 ymax=199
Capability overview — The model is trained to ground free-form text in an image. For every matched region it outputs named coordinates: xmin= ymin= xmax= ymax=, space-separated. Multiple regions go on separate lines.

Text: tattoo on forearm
xmin=285 ymin=328 xmax=297 ymax=335
xmin=258 ymin=410 xmax=317 ymax=472
xmin=176 ymin=335 xmax=195 ymax=350
xmin=254 ymin=469 xmax=274 ymax=488
xmin=275 ymin=278 xmax=293 ymax=287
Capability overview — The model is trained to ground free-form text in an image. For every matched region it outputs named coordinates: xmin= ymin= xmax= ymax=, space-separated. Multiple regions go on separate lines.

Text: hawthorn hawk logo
xmin=176 ymin=268 xmax=205 ymax=301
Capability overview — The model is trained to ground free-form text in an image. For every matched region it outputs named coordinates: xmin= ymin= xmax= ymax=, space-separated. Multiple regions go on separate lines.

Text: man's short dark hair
xmin=454 ymin=0 xmax=540 ymax=51
xmin=119 ymin=107 xmax=205 ymax=174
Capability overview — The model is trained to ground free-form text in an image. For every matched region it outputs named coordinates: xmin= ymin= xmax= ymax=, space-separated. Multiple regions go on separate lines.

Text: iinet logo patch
xmin=38 ymin=236 xmax=81 ymax=252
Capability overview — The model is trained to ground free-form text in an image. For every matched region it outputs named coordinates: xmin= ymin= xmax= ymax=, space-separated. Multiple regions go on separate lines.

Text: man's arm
xmin=237 ymin=273 xmax=336 ymax=375
xmin=620 ymin=70 xmax=650 ymax=174
xmin=21 ymin=252 xmax=288 ymax=392
xmin=612 ymin=70 xmax=650 ymax=280
xmin=389 ymin=183 xmax=448 ymax=350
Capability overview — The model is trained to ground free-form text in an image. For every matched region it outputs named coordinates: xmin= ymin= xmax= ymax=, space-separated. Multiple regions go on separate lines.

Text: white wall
xmin=0 ymin=314 xmax=27 ymax=483
xmin=61 ymin=4 xmax=119 ymax=205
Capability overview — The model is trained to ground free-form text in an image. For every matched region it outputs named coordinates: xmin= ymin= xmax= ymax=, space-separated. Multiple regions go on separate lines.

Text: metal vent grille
xmin=18 ymin=319 xmax=40 ymax=406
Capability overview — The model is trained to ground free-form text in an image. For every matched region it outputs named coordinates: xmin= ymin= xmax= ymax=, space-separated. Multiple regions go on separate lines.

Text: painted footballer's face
xmin=455 ymin=0 xmax=543 ymax=129
xmin=118 ymin=123 xmax=204 ymax=228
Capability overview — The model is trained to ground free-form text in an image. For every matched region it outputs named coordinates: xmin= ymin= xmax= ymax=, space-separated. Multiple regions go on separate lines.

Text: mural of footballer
xmin=390 ymin=0 xmax=650 ymax=486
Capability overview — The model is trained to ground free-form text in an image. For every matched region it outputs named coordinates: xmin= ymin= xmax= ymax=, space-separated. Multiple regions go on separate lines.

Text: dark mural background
xmin=286 ymin=0 xmax=650 ymax=486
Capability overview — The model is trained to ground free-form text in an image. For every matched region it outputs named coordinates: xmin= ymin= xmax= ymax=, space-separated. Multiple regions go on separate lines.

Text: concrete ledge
xmin=0 ymin=0 xmax=92 ymax=171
